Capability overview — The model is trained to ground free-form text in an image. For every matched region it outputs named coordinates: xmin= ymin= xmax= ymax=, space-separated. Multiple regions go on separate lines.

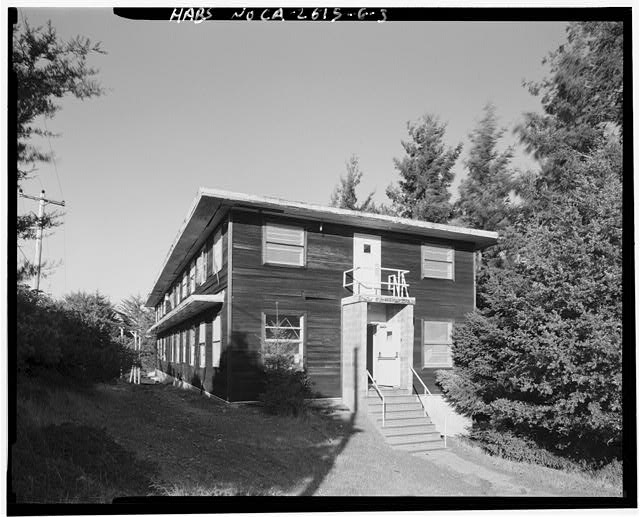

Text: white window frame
xmin=262 ymin=223 xmax=306 ymax=267
xmin=172 ymin=334 xmax=177 ymax=362
xmin=199 ymin=322 xmax=206 ymax=368
xmin=422 ymin=320 xmax=453 ymax=368
xmin=201 ymin=246 xmax=208 ymax=282
xmin=421 ymin=244 xmax=455 ymax=280
xmin=212 ymin=229 xmax=222 ymax=274
xmin=263 ymin=312 xmax=305 ymax=367
xmin=196 ymin=254 xmax=202 ymax=286
xmin=211 ymin=315 xmax=221 ymax=367
xmin=181 ymin=330 xmax=187 ymax=364
xmin=189 ymin=328 xmax=196 ymax=366
xmin=190 ymin=261 xmax=196 ymax=293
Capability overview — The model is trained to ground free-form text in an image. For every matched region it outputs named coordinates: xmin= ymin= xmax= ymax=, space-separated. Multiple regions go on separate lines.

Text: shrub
xmin=467 ymin=425 xmax=576 ymax=470
xmin=259 ymin=346 xmax=313 ymax=417
xmin=16 ymin=286 xmax=134 ymax=384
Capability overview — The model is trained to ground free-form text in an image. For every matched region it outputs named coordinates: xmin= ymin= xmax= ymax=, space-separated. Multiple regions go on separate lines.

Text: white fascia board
xmin=148 ymin=293 xmax=225 ymax=334
xmin=199 ymin=187 xmax=498 ymax=243
xmin=146 ymin=187 xmax=499 ymax=308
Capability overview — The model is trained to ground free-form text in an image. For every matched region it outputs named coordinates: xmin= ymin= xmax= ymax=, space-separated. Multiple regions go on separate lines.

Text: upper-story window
xmin=263 ymin=223 xmax=306 ymax=267
xmin=200 ymin=246 xmax=207 ymax=280
xmin=181 ymin=273 xmax=187 ymax=300
xmin=189 ymin=261 xmax=196 ymax=293
xmin=421 ymin=245 xmax=454 ymax=280
xmin=212 ymin=228 xmax=223 ymax=274
xmin=196 ymin=253 xmax=202 ymax=286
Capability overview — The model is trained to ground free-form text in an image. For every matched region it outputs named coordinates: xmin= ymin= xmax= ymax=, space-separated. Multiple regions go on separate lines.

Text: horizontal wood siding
xmin=381 ymin=234 xmax=475 ymax=394
xmin=226 ymin=210 xmax=478 ymax=401
xmin=229 ymin=211 xmax=352 ymax=401
xmin=156 ymin=218 xmax=231 ymax=399
xmin=156 ymin=300 xmax=229 ymax=400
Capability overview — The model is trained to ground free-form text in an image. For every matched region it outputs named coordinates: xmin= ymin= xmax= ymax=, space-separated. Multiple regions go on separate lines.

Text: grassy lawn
xmin=11 ymin=375 xmax=622 ymax=502
xmin=11 ymin=376 xmax=353 ymax=501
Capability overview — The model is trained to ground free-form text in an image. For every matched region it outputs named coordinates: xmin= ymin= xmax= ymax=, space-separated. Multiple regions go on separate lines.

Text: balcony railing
xmin=343 ymin=267 xmax=410 ymax=298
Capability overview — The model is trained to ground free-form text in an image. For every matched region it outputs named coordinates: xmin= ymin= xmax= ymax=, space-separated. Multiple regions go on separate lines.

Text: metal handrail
xmin=410 ymin=365 xmax=432 ymax=418
xmin=366 ymin=370 xmax=386 ymax=427
xmin=410 ymin=365 xmax=432 ymax=396
xmin=343 ymin=267 xmax=411 ymax=297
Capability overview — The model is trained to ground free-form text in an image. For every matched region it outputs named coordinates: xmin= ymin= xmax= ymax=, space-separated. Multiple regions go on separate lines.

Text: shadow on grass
xmin=12 ymin=418 xmax=158 ymax=503
xmin=298 ymin=408 xmax=361 ymax=496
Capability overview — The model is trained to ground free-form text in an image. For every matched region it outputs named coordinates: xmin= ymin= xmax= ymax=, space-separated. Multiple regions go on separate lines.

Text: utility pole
xmin=19 ymin=189 xmax=65 ymax=291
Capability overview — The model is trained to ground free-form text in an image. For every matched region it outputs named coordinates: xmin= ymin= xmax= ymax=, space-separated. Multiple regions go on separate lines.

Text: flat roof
xmin=145 ymin=188 xmax=498 ymax=307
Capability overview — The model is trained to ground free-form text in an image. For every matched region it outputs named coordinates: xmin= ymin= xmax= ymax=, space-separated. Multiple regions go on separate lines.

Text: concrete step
xmin=392 ymin=439 xmax=446 ymax=452
xmin=368 ymin=389 xmax=413 ymax=397
xmin=366 ymin=395 xmax=418 ymax=405
xmin=373 ymin=409 xmax=426 ymax=419
xmin=386 ymin=432 xmax=443 ymax=446
xmin=370 ymin=410 xmax=431 ymax=427
xmin=368 ymin=402 xmax=423 ymax=412
xmin=380 ymin=423 xmax=437 ymax=436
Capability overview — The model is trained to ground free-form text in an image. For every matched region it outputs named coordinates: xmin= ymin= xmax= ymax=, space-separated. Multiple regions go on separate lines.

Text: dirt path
xmin=312 ymin=412 xmax=551 ymax=496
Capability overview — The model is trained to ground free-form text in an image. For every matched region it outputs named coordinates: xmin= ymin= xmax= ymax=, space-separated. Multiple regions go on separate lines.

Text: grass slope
xmin=11 ymin=375 xmax=622 ymax=501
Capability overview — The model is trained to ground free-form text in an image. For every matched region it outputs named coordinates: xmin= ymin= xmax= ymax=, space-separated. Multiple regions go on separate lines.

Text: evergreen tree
xmin=14 ymin=19 xmax=104 ymax=281
xmin=457 ymin=103 xmax=514 ymax=231
xmin=330 ymin=155 xmax=375 ymax=211
xmin=516 ymin=21 xmax=623 ymax=187
xmin=386 ymin=114 xmax=462 ymax=223
xmin=116 ymin=294 xmax=157 ymax=371
xmin=439 ymin=22 xmax=624 ymax=467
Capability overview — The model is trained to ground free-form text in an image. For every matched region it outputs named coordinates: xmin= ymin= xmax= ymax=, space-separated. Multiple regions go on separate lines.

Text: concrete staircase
xmin=366 ymin=388 xmax=445 ymax=453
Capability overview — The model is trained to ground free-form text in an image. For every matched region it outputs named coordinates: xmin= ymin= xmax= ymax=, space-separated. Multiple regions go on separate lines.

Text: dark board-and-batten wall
xmin=381 ymin=234 xmax=475 ymax=393
xmin=156 ymin=219 xmax=232 ymax=400
xmin=228 ymin=208 xmax=478 ymax=401
xmin=230 ymin=210 xmax=352 ymax=401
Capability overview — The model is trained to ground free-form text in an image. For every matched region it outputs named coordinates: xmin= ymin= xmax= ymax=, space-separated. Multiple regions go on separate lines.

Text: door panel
xmin=373 ymin=324 xmax=400 ymax=387
xmin=353 ymin=233 xmax=381 ymax=295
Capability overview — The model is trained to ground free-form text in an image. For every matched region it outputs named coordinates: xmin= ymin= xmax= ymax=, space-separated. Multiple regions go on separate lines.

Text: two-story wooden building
xmin=146 ymin=189 xmax=497 ymax=415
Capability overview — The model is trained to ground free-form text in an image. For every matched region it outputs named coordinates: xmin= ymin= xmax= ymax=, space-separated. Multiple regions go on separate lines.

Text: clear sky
xmin=16 ymin=8 xmax=569 ymax=306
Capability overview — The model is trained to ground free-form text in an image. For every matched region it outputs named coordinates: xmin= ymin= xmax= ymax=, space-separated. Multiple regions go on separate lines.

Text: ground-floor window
xmin=212 ymin=315 xmax=221 ymax=367
xmin=422 ymin=320 xmax=453 ymax=367
xmin=181 ymin=330 xmax=187 ymax=364
xmin=199 ymin=322 xmax=206 ymax=368
xmin=262 ymin=312 xmax=304 ymax=367
xmin=189 ymin=327 xmax=196 ymax=366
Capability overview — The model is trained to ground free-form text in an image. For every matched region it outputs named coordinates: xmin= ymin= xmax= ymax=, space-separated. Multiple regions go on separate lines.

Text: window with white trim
xmin=263 ymin=223 xmax=305 ymax=267
xmin=421 ymin=245 xmax=454 ymax=280
xmin=175 ymin=333 xmax=179 ymax=363
xmin=212 ymin=229 xmax=222 ymax=274
xmin=422 ymin=320 xmax=453 ymax=367
xmin=196 ymin=253 xmax=202 ymax=286
xmin=189 ymin=261 xmax=196 ymax=293
xmin=189 ymin=328 xmax=196 ymax=366
xmin=199 ymin=322 xmax=206 ymax=368
xmin=181 ymin=330 xmax=187 ymax=364
xmin=263 ymin=313 xmax=304 ymax=367
xmin=212 ymin=315 xmax=221 ymax=367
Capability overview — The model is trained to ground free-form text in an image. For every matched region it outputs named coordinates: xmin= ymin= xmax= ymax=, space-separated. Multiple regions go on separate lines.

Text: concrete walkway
xmin=312 ymin=411 xmax=552 ymax=496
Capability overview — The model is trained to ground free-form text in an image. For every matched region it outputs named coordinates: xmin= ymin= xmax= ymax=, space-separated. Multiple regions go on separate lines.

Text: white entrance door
xmin=353 ymin=233 xmax=381 ymax=295
xmin=373 ymin=324 xmax=400 ymax=387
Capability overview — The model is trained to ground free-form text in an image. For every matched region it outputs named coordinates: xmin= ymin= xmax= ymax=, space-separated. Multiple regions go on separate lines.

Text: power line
xmin=43 ymin=117 xmax=64 ymax=199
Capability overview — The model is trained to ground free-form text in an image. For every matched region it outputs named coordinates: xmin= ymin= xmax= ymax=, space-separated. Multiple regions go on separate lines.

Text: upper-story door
xmin=353 ymin=233 xmax=381 ymax=295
